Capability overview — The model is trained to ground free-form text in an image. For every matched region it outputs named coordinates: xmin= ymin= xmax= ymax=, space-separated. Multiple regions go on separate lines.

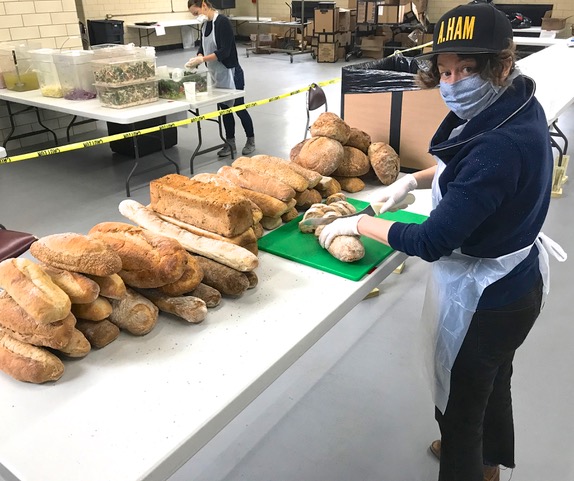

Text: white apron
xmin=202 ymin=12 xmax=235 ymax=89
xmin=421 ymin=157 xmax=566 ymax=414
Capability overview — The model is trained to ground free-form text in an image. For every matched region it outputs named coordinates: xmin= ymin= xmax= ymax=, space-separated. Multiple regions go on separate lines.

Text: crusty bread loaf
xmin=218 ymin=165 xmax=296 ymax=202
xmin=253 ymin=222 xmax=264 ymax=239
xmin=290 ymin=139 xmax=309 ymax=162
xmin=326 ymin=193 xmax=347 ymax=204
xmin=150 ymin=174 xmax=254 ymax=237
xmin=369 ymin=142 xmax=400 ymax=185
xmin=156 ymin=213 xmax=257 ymax=249
xmin=138 ymin=290 xmax=207 ymax=324
xmin=189 ymin=283 xmax=221 ymax=308
xmin=345 ymin=127 xmax=371 ymax=153
xmin=30 ymin=233 xmax=122 ymax=276
xmin=157 ymin=254 xmax=203 ymax=296
xmin=315 ymin=176 xmax=342 ymax=197
xmin=333 ymin=146 xmax=371 ymax=177
xmin=85 ymin=273 xmax=126 ymax=300
xmin=281 ymin=207 xmax=299 ymax=223
xmin=237 ymin=188 xmax=292 ymax=218
xmin=109 ymin=288 xmax=159 ymax=336
xmin=310 ymin=112 xmax=351 ymax=144
xmin=245 ymin=270 xmax=258 ymax=289
xmin=260 ymin=216 xmax=283 ymax=231
xmin=232 ymin=156 xmax=309 ymax=192
xmin=295 ymin=137 xmax=344 ymax=176
xmin=275 ymin=159 xmax=323 ymax=188
xmin=71 ymin=296 xmax=113 ymax=322
xmin=0 ymin=332 xmax=65 ymax=383
xmin=315 ymin=226 xmax=365 ymax=263
xmin=335 ymin=176 xmax=366 ymax=193
xmin=76 ymin=319 xmax=120 ymax=349
xmin=193 ymin=256 xmax=250 ymax=297
xmin=119 ymin=200 xmax=258 ymax=272
xmin=42 ymin=264 xmax=100 ymax=304
xmin=0 ymin=258 xmax=71 ymax=324
xmin=294 ymin=188 xmax=322 ymax=209
xmin=89 ymin=222 xmax=187 ymax=289
xmin=56 ymin=328 xmax=91 ymax=358
xmin=0 ymin=292 xmax=75 ymax=349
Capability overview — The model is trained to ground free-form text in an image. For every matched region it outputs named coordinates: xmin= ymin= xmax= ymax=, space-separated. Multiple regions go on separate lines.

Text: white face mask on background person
xmin=439 ymin=74 xmax=502 ymax=120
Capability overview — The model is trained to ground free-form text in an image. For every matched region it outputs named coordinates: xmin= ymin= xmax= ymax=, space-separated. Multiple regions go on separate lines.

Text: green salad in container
xmin=158 ymin=70 xmax=209 ymax=100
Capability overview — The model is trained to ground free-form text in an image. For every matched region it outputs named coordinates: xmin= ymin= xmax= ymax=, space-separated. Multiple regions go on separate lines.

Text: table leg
xmin=66 ymin=115 xmax=97 ymax=143
xmin=126 ymin=136 xmax=140 ymax=197
xmin=3 ymin=102 xmax=58 ymax=148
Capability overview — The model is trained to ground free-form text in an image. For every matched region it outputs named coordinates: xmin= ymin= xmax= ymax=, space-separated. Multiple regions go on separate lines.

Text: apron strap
xmin=538 ymin=232 xmax=567 ymax=262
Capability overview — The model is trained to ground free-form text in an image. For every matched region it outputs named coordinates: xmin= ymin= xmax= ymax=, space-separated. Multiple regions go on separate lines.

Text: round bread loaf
xmin=290 ymin=139 xmax=309 ymax=162
xmin=345 ymin=128 xmax=371 ymax=153
xmin=30 ymin=233 xmax=122 ymax=276
xmin=335 ymin=176 xmax=365 ymax=193
xmin=332 ymin=146 xmax=371 ymax=177
xmin=310 ymin=112 xmax=351 ymax=144
xmin=295 ymin=137 xmax=344 ymax=176
xmin=369 ymin=142 xmax=400 ymax=185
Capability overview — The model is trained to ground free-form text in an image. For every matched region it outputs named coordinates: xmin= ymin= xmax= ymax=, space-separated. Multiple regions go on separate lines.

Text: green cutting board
xmin=258 ymin=198 xmax=428 ymax=281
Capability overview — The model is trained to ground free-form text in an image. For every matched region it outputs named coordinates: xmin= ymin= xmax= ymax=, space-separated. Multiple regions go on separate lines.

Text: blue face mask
xmin=439 ymin=74 xmax=502 ymax=120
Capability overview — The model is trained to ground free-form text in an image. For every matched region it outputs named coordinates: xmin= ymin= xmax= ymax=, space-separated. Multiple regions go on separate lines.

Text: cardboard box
xmin=379 ymin=0 xmax=410 ymax=4
xmin=338 ymin=45 xmax=347 ymax=58
xmin=318 ymin=32 xmax=336 ymax=43
xmin=317 ymin=41 xmax=340 ymax=62
xmin=350 ymin=10 xmax=357 ymax=30
xmin=360 ymin=35 xmax=384 ymax=50
xmin=338 ymin=8 xmax=352 ymax=32
xmin=315 ymin=5 xmax=339 ymax=33
xmin=541 ymin=11 xmax=567 ymax=31
xmin=336 ymin=31 xmax=352 ymax=46
xmin=335 ymin=0 xmax=357 ymax=8
xmin=357 ymin=0 xmax=377 ymax=24
xmin=379 ymin=4 xmax=407 ymax=23
xmin=249 ymin=33 xmax=276 ymax=47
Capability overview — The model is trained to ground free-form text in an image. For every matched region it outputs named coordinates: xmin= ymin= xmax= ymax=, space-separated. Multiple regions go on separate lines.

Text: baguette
xmin=271 ymin=157 xmax=323 ymax=188
xmin=245 ymin=270 xmax=258 ymax=289
xmin=85 ymin=273 xmax=127 ymax=300
xmin=232 ymin=156 xmax=309 ymax=192
xmin=281 ymin=208 xmax=299 ymax=223
xmin=0 ymin=258 xmax=71 ymax=324
xmin=30 ymin=233 xmax=122 ymax=276
xmin=41 ymin=264 xmax=100 ymax=304
xmin=236 ymin=188 xmax=292 ymax=218
xmin=157 ymin=254 xmax=204 ymax=296
xmin=150 ymin=174 xmax=254 ymax=237
xmin=119 ymin=200 xmax=258 ymax=272
xmin=0 ymin=292 xmax=75 ymax=349
xmin=189 ymin=283 xmax=221 ymax=308
xmin=109 ymin=288 xmax=158 ymax=336
xmin=71 ymin=296 xmax=113 ymax=322
xmin=76 ymin=319 xmax=120 ymax=349
xmin=138 ymin=290 xmax=207 ymax=324
xmin=294 ymin=188 xmax=322 ymax=208
xmin=217 ymin=165 xmax=296 ymax=202
xmin=0 ymin=332 xmax=64 ymax=383
xmin=56 ymin=328 xmax=91 ymax=358
xmin=193 ymin=256 xmax=250 ymax=297
xmin=260 ymin=216 xmax=283 ymax=231
xmin=89 ymin=222 xmax=188 ymax=289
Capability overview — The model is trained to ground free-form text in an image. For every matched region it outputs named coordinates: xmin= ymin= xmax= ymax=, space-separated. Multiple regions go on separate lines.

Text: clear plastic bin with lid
xmin=0 ymin=42 xmax=40 ymax=92
xmin=52 ymin=49 xmax=97 ymax=100
xmin=29 ymin=48 xmax=63 ymax=98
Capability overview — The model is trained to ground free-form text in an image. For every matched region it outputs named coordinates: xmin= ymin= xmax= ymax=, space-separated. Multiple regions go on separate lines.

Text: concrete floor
xmin=1 ymin=45 xmax=573 ymax=481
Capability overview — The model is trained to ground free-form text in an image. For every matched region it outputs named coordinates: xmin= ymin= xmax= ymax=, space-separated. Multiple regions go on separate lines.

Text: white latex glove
xmin=185 ymin=55 xmax=203 ymax=69
xmin=318 ymin=215 xmax=365 ymax=250
xmin=371 ymin=174 xmax=418 ymax=214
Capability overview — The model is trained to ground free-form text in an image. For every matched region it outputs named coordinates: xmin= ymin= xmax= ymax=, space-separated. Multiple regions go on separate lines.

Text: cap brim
xmin=416 ymin=46 xmax=502 ymax=61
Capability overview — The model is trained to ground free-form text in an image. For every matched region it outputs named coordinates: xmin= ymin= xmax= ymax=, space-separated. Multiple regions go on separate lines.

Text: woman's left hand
xmin=318 ymin=215 xmax=365 ymax=249
xmin=185 ymin=55 xmax=204 ymax=68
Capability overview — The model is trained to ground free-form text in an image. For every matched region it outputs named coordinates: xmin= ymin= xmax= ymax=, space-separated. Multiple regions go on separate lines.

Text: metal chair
xmin=304 ymin=83 xmax=328 ymax=140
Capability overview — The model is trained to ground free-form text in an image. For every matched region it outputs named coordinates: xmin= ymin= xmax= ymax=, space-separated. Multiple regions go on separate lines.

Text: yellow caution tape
xmin=0 ymin=78 xmax=341 ymax=164
xmin=389 ymin=41 xmax=433 ymax=57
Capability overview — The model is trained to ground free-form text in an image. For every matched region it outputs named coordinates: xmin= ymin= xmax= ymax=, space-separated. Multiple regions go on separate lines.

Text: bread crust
xmin=150 ymin=174 xmax=254 ymax=237
xmin=109 ymin=288 xmax=159 ymax=336
xmin=334 ymin=176 xmax=366 ymax=193
xmin=310 ymin=112 xmax=351 ymax=144
xmin=76 ymin=319 xmax=120 ymax=349
xmin=157 ymin=254 xmax=204 ymax=296
xmin=333 ymin=146 xmax=371 ymax=177
xmin=295 ymin=137 xmax=344 ymax=176
xmin=345 ymin=127 xmax=371 ymax=153
xmin=138 ymin=290 xmax=207 ymax=324
xmin=368 ymin=142 xmax=400 ymax=185
xmin=193 ymin=256 xmax=250 ymax=297
xmin=189 ymin=283 xmax=221 ymax=308
xmin=30 ymin=233 xmax=122 ymax=276
xmin=85 ymin=273 xmax=127 ymax=300
xmin=294 ymin=188 xmax=322 ymax=209
xmin=232 ymin=155 xmax=309 ymax=192
xmin=56 ymin=328 xmax=91 ymax=358
xmin=0 ymin=332 xmax=65 ymax=383
xmin=89 ymin=222 xmax=187 ymax=289
xmin=218 ymin=165 xmax=296 ymax=202
xmin=0 ymin=292 xmax=75 ymax=349
xmin=71 ymin=296 xmax=113 ymax=321
xmin=42 ymin=264 xmax=100 ymax=304
xmin=0 ymin=258 xmax=71 ymax=324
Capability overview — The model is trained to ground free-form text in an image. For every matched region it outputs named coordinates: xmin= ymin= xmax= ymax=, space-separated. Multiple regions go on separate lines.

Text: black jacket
xmin=198 ymin=14 xmax=239 ymax=69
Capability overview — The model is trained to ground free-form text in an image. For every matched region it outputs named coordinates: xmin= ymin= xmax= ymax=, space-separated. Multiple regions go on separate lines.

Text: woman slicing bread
xmin=319 ymin=3 xmax=566 ymax=481
xmin=186 ymin=0 xmax=255 ymax=157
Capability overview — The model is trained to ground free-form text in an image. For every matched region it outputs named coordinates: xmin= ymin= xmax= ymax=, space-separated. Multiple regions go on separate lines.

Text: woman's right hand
xmin=185 ymin=55 xmax=204 ymax=69
xmin=370 ymin=174 xmax=418 ymax=214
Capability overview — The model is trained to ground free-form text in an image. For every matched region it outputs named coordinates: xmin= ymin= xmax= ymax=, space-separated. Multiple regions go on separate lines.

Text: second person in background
xmin=186 ymin=0 xmax=256 ymax=157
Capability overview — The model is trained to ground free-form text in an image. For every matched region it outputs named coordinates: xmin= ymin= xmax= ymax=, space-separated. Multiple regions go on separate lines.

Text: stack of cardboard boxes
xmin=310 ymin=1 xmax=357 ymax=63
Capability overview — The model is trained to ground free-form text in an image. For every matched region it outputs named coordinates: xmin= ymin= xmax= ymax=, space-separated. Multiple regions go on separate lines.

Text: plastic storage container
xmin=29 ymin=48 xmax=63 ymax=98
xmin=0 ymin=42 xmax=40 ymax=92
xmin=53 ymin=50 xmax=97 ymax=100
xmin=91 ymin=53 xmax=156 ymax=85
xmin=158 ymin=68 xmax=210 ymax=99
xmin=90 ymin=43 xmax=138 ymax=59
xmin=95 ymin=79 xmax=159 ymax=108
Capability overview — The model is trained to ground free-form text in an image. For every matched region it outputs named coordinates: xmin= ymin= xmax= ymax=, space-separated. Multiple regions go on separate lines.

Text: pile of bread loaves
xmin=291 ymin=112 xmax=400 ymax=194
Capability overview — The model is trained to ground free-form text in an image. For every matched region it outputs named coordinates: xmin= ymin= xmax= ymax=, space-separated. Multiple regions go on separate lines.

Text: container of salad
xmin=95 ymin=79 xmax=159 ymax=108
xmin=157 ymin=68 xmax=210 ymax=100
xmin=92 ymin=53 xmax=156 ymax=86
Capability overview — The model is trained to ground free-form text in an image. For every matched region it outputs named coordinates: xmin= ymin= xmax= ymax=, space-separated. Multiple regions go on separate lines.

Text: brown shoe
xmin=483 ymin=465 xmax=500 ymax=481
xmin=429 ymin=439 xmax=441 ymax=460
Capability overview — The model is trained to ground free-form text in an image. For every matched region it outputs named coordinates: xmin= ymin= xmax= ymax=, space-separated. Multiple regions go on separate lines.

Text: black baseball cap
xmin=418 ymin=2 xmax=513 ymax=60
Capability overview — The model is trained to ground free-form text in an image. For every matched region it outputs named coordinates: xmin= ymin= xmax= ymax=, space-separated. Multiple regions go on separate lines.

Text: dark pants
xmin=436 ymin=276 xmax=543 ymax=481
xmin=217 ymin=65 xmax=254 ymax=140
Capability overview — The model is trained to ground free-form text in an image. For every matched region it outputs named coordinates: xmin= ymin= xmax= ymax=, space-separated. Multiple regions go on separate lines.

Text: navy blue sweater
xmin=198 ymin=15 xmax=240 ymax=69
xmin=388 ymin=75 xmax=553 ymax=309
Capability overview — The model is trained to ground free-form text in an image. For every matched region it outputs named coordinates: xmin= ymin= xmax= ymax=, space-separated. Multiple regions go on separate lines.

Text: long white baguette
xmin=119 ymin=200 xmax=258 ymax=272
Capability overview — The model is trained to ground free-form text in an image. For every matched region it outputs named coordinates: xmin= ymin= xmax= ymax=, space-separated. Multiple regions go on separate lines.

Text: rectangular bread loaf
xmin=150 ymin=174 xmax=253 ymax=237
